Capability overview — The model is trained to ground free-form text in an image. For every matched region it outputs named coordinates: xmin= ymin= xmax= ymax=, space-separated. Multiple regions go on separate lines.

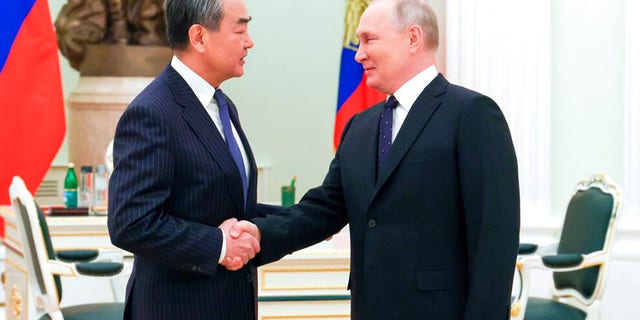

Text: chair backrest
xmin=36 ymin=201 xmax=64 ymax=301
xmin=4 ymin=176 xmax=63 ymax=319
xmin=553 ymin=173 xmax=621 ymax=303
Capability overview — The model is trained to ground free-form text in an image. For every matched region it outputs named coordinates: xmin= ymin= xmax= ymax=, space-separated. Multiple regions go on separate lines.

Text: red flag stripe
xmin=0 ymin=0 xmax=65 ymax=215
xmin=334 ymin=75 xmax=385 ymax=148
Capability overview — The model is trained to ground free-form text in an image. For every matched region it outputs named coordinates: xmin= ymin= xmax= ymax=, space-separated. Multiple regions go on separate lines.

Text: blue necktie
xmin=378 ymin=96 xmax=399 ymax=169
xmin=214 ymin=89 xmax=248 ymax=206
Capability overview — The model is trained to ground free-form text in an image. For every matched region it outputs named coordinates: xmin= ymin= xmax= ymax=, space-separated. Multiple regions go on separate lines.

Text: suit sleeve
xmin=252 ymin=203 xmax=283 ymax=218
xmin=457 ymin=95 xmax=520 ymax=320
xmin=251 ymin=118 xmax=355 ymax=265
xmin=108 ymin=103 xmax=223 ymax=276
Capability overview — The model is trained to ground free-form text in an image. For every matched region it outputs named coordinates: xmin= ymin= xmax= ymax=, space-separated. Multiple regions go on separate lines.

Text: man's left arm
xmin=457 ymin=95 xmax=520 ymax=320
xmin=253 ymin=203 xmax=283 ymax=218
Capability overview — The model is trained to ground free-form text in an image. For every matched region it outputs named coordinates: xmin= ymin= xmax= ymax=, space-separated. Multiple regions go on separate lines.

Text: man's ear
xmin=407 ymin=24 xmax=423 ymax=53
xmin=188 ymin=24 xmax=206 ymax=53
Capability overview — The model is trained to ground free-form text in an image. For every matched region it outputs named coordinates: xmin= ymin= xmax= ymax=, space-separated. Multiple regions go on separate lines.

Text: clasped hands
xmin=218 ymin=218 xmax=261 ymax=271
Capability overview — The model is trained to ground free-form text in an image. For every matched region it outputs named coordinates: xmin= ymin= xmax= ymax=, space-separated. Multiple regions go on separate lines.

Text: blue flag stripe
xmin=0 ymin=0 xmax=37 ymax=72
xmin=336 ymin=48 xmax=363 ymax=110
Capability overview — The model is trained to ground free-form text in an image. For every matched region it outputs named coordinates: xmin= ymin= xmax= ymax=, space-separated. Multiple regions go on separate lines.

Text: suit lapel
xmin=365 ymin=103 xmax=385 ymax=193
xmin=226 ymin=95 xmax=258 ymax=217
xmin=336 ymin=107 xmax=383 ymax=202
xmin=372 ymin=74 xmax=448 ymax=196
xmin=164 ymin=67 xmax=246 ymax=214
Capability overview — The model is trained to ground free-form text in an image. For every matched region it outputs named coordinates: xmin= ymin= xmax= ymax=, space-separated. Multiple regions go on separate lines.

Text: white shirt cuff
xmin=218 ymin=228 xmax=227 ymax=264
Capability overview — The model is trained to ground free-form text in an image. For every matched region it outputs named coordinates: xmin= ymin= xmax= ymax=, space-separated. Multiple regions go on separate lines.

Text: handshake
xmin=218 ymin=218 xmax=261 ymax=271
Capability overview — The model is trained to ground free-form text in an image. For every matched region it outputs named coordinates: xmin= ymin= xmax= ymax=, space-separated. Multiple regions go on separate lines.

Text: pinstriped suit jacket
xmin=108 ymin=65 xmax=268 ymax=319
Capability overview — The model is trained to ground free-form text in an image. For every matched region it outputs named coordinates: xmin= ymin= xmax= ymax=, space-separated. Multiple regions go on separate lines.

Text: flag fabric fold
xmin=0 ymin=0 xmax=66 ymax=218
xmin=334 ymin=0 xmax=386 ymax=150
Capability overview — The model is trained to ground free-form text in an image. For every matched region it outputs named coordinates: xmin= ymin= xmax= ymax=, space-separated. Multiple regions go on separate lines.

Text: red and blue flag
xmin=334 ymin=0 xmax=385 ymax=149
xmin=0 ymin=0 xmax=66 ymax=213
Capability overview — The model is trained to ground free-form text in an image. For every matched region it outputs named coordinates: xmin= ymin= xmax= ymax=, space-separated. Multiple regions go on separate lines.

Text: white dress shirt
xmin=171 ymin=56 xmax=251 ymax=263
xmin=390 ymin=64 xmax=438 ymax=141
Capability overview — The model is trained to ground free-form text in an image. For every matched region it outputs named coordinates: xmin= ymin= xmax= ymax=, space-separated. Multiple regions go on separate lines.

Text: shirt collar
xmin=391 ymin=64 xmax=438 ymax=112
xmin=171 ymin=55 xmax=217 ymax=108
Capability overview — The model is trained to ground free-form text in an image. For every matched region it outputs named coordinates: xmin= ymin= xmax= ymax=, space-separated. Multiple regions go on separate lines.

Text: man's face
xmin=204 ymin=0 xmax=254 ymax=86
xmin=354 ymin=2 xmax=409 ymax=95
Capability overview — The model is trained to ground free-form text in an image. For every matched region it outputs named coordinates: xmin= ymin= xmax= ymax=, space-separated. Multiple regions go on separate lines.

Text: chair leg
xmin=49 ymin=310 xmax=64 ymax=320
xmin=108 ymin=262 xmax=131 ymax=302
xmin=108 ymin=277 xmax=125 ymax=302
xmin=585 ymin=301 xmax=602 ymax=320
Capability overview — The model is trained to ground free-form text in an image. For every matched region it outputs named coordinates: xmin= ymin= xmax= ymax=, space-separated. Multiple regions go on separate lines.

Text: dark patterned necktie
xmin=214 ymin=89 xmax=247 ymax=206
xmin=378 ymin=95 xmax=399 ymax=169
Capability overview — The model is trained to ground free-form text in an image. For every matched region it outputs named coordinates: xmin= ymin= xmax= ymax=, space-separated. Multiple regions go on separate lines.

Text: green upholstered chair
xmin=4 ymin=176 xmax=125 ymax=320
xmin=510 ymin=173 xmax=621 ymax=320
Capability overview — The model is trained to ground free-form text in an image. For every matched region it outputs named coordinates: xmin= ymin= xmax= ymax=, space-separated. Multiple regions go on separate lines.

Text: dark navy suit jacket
xmin=254 ymin=74 xmax=520 ymax=320
xmin=108 ymin=65 xmax=272 ymax=319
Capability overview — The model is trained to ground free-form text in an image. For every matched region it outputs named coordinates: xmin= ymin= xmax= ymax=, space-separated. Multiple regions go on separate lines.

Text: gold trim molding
xmin=260 ymin=267 xmax=350 ymax=291
xmin=262 ymin=315 xmax=350 ymax=320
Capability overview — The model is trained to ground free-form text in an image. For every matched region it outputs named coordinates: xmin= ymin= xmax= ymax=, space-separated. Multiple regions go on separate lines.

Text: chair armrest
xmin=48 ymin=260 xmax=77 ymax=276
xmin=519 ymin=250 xmax=608 ymax=272
xmin=56 ymin=248 xmax=123 ymax=263
xmin=93 ymin=248 xmax=124 ymax=263
xmin=76 ymin=262 xmax=124 ymax=277
xmin=47 ymin=260 xmax=125 ymax=277
xmin=518 ymin=243 xmax=537 ymax=254
xmin=541 ymin=253 xmax=583 ymax=267
xmin=518 ymin=242 xmax=558 ymax=256
xmin=56 ymin=249 xmax=98 ymax=262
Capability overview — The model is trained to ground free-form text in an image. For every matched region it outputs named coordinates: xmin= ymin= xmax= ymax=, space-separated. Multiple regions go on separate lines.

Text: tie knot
xmin=385 ymin=96 xmax=399 ymax=110
xmin=213 ymin=89 xmax=226 ymax=106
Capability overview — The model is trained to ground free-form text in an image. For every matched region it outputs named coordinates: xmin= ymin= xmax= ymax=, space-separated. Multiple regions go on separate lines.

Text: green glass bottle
xmin=64 ymin=162 xmax=78 ymax=208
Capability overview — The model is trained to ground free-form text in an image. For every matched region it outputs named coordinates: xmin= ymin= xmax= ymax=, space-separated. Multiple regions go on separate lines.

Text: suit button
xmin=247 ymin=273 xmax=253 ymax=283
xmin=368 ymin=219 xmax=376 ymax=228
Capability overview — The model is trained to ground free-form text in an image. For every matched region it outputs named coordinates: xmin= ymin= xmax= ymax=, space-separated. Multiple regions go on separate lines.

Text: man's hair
xmin=164 ymin=0 xmax=225 ymax=50
xmin=375 ymin=0 xmax=439 ymax=51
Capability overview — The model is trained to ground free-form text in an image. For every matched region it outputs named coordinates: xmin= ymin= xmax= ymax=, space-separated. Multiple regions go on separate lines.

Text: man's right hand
xmin=218 ymin=218 xmax=260 ymax=271
xmin=230 ymin=220 xmax=261 ymax=241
